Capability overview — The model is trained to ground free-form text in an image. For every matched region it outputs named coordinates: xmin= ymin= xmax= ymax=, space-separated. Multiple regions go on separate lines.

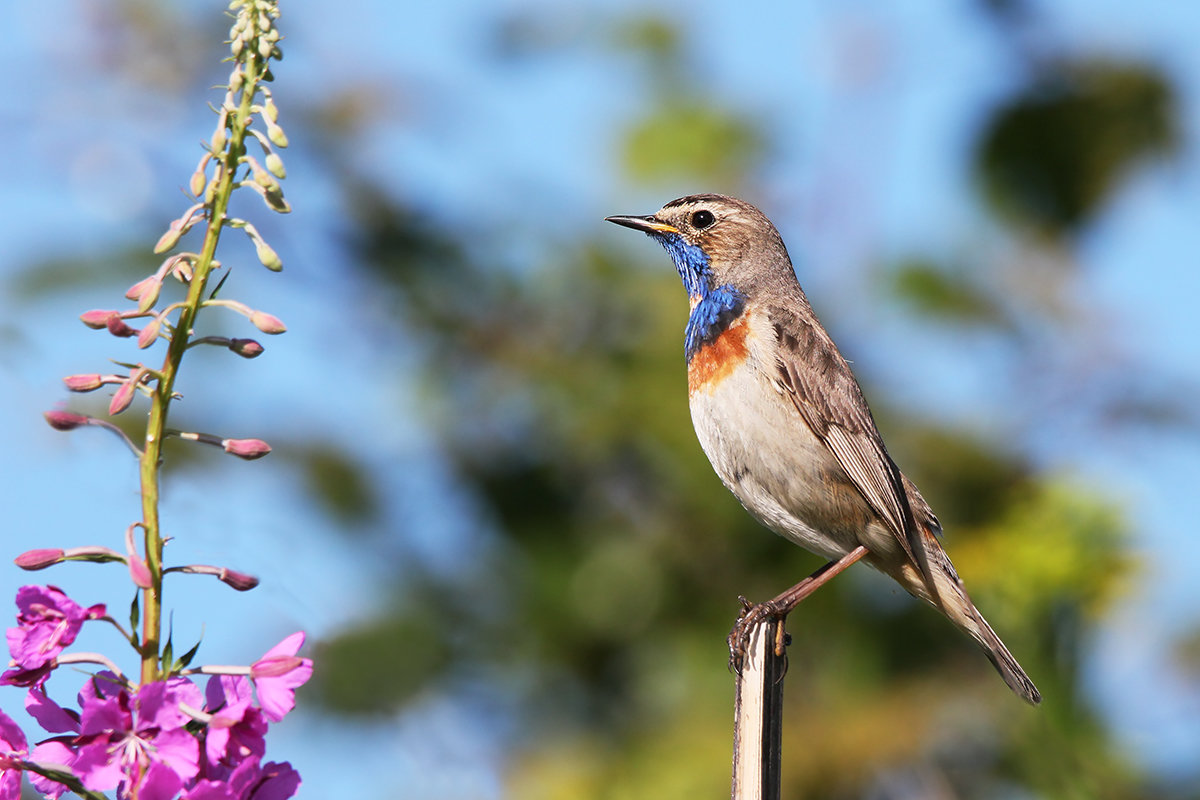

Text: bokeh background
xmin=4 ymin=0 xmax=1200 ymax=797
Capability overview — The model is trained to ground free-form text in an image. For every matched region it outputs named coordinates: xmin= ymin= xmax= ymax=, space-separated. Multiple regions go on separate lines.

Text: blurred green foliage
xmin=976 ymin=60 xmax=1178 ymax=238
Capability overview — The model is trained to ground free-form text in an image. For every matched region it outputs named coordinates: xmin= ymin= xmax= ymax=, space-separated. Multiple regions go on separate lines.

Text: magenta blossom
xmin=185 ymin=758 xmax=299 ymax=800
xmin=249 ymin=633 xmax=311 ymax=722
xmin=5 ymin=586 xmax=105 ymax=674
xmin=203 ymin=675 xmax=266 ymax=774
xmin=71 ymin=675 xmax=203 ymax=797
xmin=0 ymin=708 xmax=28 ymax=800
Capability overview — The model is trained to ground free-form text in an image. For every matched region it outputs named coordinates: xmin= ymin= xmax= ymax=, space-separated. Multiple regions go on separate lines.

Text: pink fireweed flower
xmin=183 ymin=757 xmax=300 ymax=800
xmin=5 ymin=585 xmax=106 ymax=671
xmin=249 ymin=633 xmax=311 ymax=722
xmin=73 ymin=676 xmax=203 ymax=796
xmin=0 ymin=708 xmax=28 ymax=800
xmin=203 ymin=675 xmax=266 ymax=773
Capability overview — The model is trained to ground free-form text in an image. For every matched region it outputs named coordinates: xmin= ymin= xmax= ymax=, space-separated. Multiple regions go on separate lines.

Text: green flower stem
xmin=18 ymin=760 xmax=108 ymax=800
xmin=136 ymin=26 xmax=271 ymax=686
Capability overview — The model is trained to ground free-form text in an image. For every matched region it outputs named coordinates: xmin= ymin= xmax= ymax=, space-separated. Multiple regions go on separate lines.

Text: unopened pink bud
xmin=219 ymin=568 xmax=259 ymax=591
xmin=80 ymin=309 xmax=119 ymax=329
xmin=126 ymin=276 xmax=162 ymax=313
xmin=106 ymin=315 xmax=137 ymax=338
xmin=228 ymin=338 xmax=264 ymax=358
xmin=44 ymin=410 xmax=90 ymax=431
xmin=250 ymin=311 xmax=287 ymax=334
xmin=15 ymin=549 xmax=65 ymax=570
xmin=222 ymin=438 xmax=271 ymax=460
xmin=108 ymin=379 xmax=136 ymax=416
xmin=64 ymin=374 xmax=104 ymax=392
xmin=129 ymin=555 xmax=153 ymax=589
xmin=137 ymin=318 xmax=161 ymax=349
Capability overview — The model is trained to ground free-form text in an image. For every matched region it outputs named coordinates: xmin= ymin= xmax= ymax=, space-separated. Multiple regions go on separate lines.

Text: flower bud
xmin=222 ymin=438 xmax=271 ymax=460
xmin=129 ymin=555 xmax=153 ymax=589
xmin=264 ymin=152 xmax=286 ymax=179
xmin=255 ymin=241 xmax=282 ymax=271
xmin=154 ymin=221 xmax=185 ymax=255
xmin=263 ymin=185 xmax=290 ymax=214
xmin=250 ymin=311 xmax=287 ymax=334
xmin=126 ymin=276 xmax=163 ymax=312
xmin=106 ymin=315 xmax=138 ymax=338
xmin=15 ymin=549 xmax=65 ymax=570
xmin=263 ymin=96 xmax=279 ymax=123
xmin=265 ymin=117 xmax=288 ymax=148
xmin=80 ymin=309 xmax=119 ymax=329
xmin=63 ymin=374 xmax=105 ymax=392
xmin=137 ymin=318 xmax=161 ymax=349
xmin=190 ymin=167 xmax=208 ymax=198
xmin=228 ymin=338 xmax=264 ymax=358
xmin=44 ymin=410 xmax=90 ymax=431
xmin=171 ymin=256 xmax=195 ymax=284
xmin=219 ymin=567 xmax=259 ymax=591
xmin=108 ymin=378 xmax=137 ymax=416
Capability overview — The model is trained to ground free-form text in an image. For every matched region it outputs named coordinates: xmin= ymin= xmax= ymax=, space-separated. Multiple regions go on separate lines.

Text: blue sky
xmin=3 ymin=0 xmax=1199 ymax=796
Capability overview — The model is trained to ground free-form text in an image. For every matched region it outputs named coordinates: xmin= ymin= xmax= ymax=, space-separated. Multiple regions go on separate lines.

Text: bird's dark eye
xmin=691 ymin=209 xmax=715 ymax=229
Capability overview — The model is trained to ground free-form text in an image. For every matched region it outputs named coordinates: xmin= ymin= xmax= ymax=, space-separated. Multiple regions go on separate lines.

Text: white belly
xmin=687 ymin=348 xmax=870 ymax=562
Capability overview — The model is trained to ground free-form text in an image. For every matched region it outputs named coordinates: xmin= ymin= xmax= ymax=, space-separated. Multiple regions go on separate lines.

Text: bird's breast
xmin=685 ymin=284 xmax=750 ymax=395
xmin=686 ymin=314 xmax=751 ymax=395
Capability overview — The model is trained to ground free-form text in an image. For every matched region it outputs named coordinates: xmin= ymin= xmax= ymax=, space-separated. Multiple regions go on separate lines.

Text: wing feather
xmin=772 ymin=315 xmax=926 ymax=573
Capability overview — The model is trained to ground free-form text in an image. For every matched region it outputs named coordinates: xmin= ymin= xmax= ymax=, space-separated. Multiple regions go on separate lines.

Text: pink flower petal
xmin=0 ymin=708 xmax=26 ymax=752
xmin=27 ymin=740 xmax=74 ymax=799
xmin=25 ymin=689 xmax=79 ymax=734
xmin=251 ymin=761 xmax=301 ymax=800
xmin=136 ymin=763 xmax=184 ymax=800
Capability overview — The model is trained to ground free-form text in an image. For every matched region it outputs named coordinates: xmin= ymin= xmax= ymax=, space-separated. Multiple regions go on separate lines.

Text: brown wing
xmin=770 ymin=314 xmax=930 ymax=577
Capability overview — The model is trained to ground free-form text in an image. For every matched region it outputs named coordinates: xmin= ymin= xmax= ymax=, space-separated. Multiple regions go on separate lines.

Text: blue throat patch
xmin=685 ymin=285 xmax=746 ymax=362
xmin=651 ymin=233 xmax=746 ymax=361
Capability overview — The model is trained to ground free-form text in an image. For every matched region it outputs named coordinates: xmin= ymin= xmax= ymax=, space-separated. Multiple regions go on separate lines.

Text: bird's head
xmin=606 ymin=193 xmax=791 ymax=306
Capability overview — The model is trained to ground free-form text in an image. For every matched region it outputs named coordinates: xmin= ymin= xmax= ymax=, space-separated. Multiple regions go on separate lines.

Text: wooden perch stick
xmin=731 ymin=616 xmax=786 ymax=800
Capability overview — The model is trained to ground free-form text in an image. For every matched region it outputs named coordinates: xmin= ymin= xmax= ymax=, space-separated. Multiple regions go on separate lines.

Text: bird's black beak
xmin=604 ymin=214 xmax=680 ymax=236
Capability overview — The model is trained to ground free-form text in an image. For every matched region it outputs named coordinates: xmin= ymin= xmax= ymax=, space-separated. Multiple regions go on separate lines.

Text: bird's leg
xmin=728 ymin=545 xmax=870 ymax=672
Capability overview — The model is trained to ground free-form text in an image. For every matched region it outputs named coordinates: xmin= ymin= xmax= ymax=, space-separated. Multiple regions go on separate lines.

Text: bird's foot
xmin=727 ymin=596 xmax=790 ymax=674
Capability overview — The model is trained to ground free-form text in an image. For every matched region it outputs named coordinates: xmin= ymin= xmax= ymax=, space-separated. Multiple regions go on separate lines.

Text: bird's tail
xmin=969 ymin=607 xmax=1042 ymax=705
xmin=921 ymin=550 xmax=1042 ymax=706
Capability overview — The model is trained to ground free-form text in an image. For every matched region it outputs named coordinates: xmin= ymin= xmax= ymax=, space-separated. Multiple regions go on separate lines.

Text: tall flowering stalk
xmin=3 ymin=2 xmax=311 ymax=798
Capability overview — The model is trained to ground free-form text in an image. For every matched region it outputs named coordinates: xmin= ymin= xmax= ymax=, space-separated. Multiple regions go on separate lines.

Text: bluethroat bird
xmin=607 ymin=194 xmax=1041 ymax=705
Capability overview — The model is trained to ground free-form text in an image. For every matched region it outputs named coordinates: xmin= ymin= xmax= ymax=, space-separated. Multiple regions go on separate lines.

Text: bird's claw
xmin=727 ymin=598 xmax=787 ymax=674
